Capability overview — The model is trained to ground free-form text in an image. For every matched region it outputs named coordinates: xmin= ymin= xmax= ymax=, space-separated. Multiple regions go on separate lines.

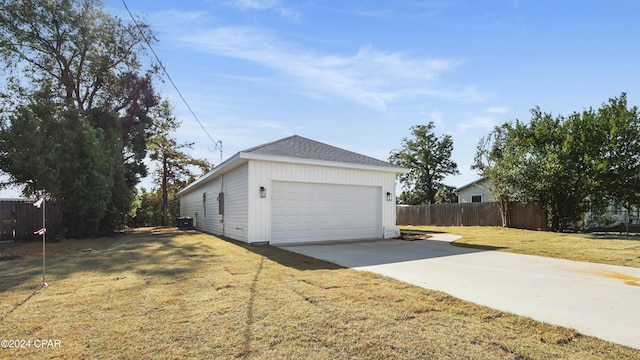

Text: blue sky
xmin=3 ymin=0 xmax=640 ymax=197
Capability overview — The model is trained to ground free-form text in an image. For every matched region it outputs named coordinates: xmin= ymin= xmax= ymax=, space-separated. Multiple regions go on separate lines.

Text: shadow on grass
xmin=0 ymin=229 xmax=507 ymax=296
xmin=217 ymin=235 xmax=346 ymax=271
xmin=0 ymin=228 xmax=221 ymax=294
xmin=450 ymin=242 xmax=509 ymax=252
xmin=590 ymin=233 xmax=640 ymax=241
xmin=399 ymin=227 xmax=448 ymax=234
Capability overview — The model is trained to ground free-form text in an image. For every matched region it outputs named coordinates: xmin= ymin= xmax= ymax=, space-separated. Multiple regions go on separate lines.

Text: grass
xmin=1 ymin=236 xmax=121 ymax=259
xmin=1 ymin=228 xmax=639 ymax=359
xmin=401 ymin=225 xmax=640 ymax=268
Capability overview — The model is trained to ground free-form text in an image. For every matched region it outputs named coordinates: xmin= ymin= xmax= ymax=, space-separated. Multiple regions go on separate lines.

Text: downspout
xmin=220 ymin=174 xmax=225 ymax=236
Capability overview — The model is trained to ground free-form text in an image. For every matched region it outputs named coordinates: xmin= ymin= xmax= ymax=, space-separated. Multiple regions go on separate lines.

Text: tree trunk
xmin=162 ymin=155 xmax=168 ymax=227
xmin=498 ymin=196 xmax=510 ymax=227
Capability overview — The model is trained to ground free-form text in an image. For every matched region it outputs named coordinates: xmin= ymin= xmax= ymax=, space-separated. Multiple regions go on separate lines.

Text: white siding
xmin=180 ymin=177 xmax=223 ymax=235
xmin=247 ymin=160 xmax=399 ymax=243
xmin=180 ymin=188 xmax=199 ymax=224
xmin=458 ymin=182 xmax=494 ymax=203
xmin=221 ymin=163 xmax=249 ymax=242
xmin=179 ymin=163 xmax=248 ymax=242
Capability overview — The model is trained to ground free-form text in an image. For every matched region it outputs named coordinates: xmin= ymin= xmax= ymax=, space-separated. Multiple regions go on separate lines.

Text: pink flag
xmin=34 ymin=227 xmax=46 ymax=235
xmin=33 ymin=196 xmax=44 ymax=208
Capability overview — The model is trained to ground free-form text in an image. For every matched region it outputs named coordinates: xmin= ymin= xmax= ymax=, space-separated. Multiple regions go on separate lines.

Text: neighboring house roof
xmin=455 ymin=177 xmax=490 ymax=193
xmin=177 ymin=135 xmax=407 ymax=196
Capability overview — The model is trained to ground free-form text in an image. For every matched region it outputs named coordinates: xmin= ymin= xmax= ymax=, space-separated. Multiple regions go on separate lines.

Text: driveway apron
xmin=278 ymin=235 xmax=640 ymax=350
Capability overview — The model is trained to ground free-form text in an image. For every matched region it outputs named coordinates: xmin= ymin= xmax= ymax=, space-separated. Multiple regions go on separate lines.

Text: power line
xmin=121 ymin=0 xmax=222 ymax=159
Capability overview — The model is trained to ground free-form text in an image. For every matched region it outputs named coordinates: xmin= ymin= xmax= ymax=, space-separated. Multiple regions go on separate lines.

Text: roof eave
xmin=240 ymin=152 xmax=408 ymax=173
xmin=177 ymin=148 xmax=409 ymax=197
xmin=454 ymin=176 xmax=489 ymax=193
xmin=176 ymin=153 xmax=245 ymax=196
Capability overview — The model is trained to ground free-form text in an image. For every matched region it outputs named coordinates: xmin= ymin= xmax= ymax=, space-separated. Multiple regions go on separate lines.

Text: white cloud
xmin=457 ymin=106 xmax=512 ymax=132
xmin=274 ymin=7 xmax=301 ymax=22
xmin=486 ymin=106 xmax=510 ymax=115
xmin=226 ymin=0 xmax=301 ymax=22
xmin=318 ymin=1 xmax=458 ymax=20
xmin=148 ymin=9 xmax=212 ymax=31
xmin=457 ymin=115 xmax=496 ymax=132
xmin=177 ymin=26 xmax=470 ymax=109
xmin=229 ymin=0 xmax=280 ymax=10
xmin=420 ymin=108 xmax=445 ymax=128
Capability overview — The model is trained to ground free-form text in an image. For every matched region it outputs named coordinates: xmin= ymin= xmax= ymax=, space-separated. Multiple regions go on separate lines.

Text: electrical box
xmin=218 ymin=192 xmax=224 ymax=215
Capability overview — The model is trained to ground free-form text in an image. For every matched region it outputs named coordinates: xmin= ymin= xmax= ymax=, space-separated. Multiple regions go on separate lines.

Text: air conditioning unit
xmin=176 ymin=217 xmax=193 ymax=230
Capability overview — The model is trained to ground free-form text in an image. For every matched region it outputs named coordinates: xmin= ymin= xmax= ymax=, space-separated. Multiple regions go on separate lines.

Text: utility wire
xmin=121 ymin=0 xmax=222 ymax=157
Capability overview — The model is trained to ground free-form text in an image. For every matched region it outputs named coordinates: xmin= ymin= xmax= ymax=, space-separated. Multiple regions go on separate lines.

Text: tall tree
xmin=148 ymin=101 xmax=212 ymax=226
xmin=511 ymin=108 xmax=609 ymax=231
xmin=0 ymin=0 xmax=159 ymax=237
xmin=472 ymin=123 xmax=520 ymax=227
xmin=389 ymin=123 xmax=459 ymax=204
xmin=475 ymin=93 xmax=640 ymax=232
xmin=477 ymin=106 xmax=611 ymax=231
xmin=597 ymin=94 xmax=640 ymax=221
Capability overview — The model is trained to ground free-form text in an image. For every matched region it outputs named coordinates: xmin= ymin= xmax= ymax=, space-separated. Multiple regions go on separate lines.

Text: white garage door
xmin=271 ymin=181 xmax=381 ymax=244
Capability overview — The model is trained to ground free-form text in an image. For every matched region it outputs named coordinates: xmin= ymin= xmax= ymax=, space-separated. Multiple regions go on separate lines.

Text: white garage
xmin=177 ymin=135 xmax=407 ymax=244
xmin=271 ymin=181 xmax=381 ymax=244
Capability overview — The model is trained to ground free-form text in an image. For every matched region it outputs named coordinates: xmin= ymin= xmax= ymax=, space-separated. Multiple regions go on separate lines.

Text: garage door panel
xmin=271 ymin=181 xmax=381 ymax=244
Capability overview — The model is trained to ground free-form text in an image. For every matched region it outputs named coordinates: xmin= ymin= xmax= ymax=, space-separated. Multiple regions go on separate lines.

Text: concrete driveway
xmin=278 ymin=234 xmax=640 ymax=350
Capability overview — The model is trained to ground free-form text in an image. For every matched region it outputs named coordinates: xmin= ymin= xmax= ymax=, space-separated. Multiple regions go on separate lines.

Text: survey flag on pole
xmin=34 ymin=192 xmax=48 ymax=287
xmin=33 ymin=196 xmax=44 ymax=208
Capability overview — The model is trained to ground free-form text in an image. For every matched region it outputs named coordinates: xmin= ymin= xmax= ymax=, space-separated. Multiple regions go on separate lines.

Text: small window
xmin=471 ymin=195 xmax=482 ymax=203
xmin=203 ymin=192 xmax=207 ymax=218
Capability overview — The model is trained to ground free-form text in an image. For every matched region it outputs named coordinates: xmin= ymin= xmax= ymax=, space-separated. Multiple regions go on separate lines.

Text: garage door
xmin=271 ymin=181 xmax=381 ymax=244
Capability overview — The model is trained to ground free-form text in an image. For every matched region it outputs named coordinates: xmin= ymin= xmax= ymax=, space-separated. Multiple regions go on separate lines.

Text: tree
xmin=389 ymin=123 xmax=459 ymax=204
xmin=473 ymin=123 xmax=520 ymax=227
xmin=434 ymin=185 xmax=458 ymax=204
xmin=148 ymin=101 xmax=212 ymax=226
xmin=129 ymin=187 xmax=161 ymax=228
xmin=512 ymin=108 xmax=610 ymax=231
xmin=597 ymin=94 xmax=640 ymax=227
xmin=475 ymin=93 xmax=640 ymax=232
xmin=0 ymin=0 xmax=159 ymax=237
xmin=477 ymin=107 xmax=610 ymax=231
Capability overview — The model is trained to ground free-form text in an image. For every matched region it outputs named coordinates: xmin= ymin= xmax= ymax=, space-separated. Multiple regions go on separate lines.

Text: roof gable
xmin=455 ymin=177 xmax=490 ymax=192
xmin=177 ymin=135 xmax=405 ymax=196
xmin=243 ymin=135 xmax=400 ymax=168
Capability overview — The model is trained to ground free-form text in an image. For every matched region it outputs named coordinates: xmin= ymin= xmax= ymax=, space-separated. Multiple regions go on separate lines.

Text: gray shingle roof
xmin=454 ymin=177 xmax=489 ymax=192
xmin=243 ymin=135 xmax=401 ymax=168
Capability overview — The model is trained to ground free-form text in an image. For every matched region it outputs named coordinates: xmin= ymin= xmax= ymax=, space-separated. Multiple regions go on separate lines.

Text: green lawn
xmin=1 ymin=228 xmax=638 ymax=359
xmin=402 ymin=225 xmax=640 ymax=268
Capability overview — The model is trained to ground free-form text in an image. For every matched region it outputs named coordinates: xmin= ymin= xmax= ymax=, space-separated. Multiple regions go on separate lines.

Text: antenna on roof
xmin=209 ymin=140 xmax=222 ymax=165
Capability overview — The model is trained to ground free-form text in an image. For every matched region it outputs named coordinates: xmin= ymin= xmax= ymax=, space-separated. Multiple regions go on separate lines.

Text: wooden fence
xmin=0 ymin=199 xmax=62 ymax=241
xmin=396 ymin=202 xmax=547 ymax=230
